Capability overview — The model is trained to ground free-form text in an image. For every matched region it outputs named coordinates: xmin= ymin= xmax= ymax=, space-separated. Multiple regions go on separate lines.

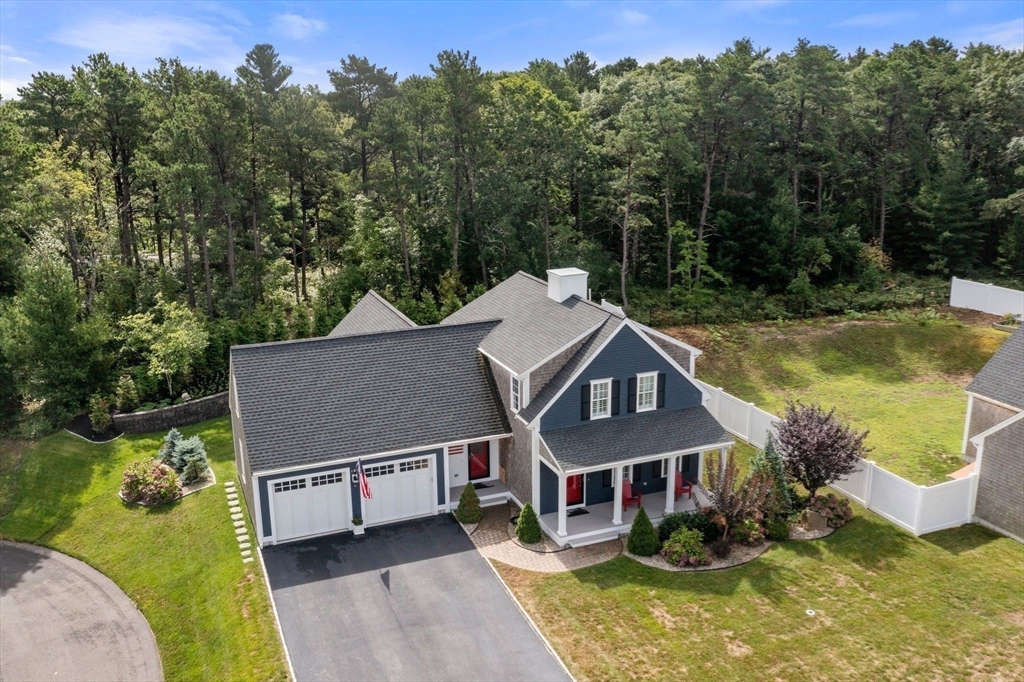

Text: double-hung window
xmin=591 ymin=379 xmax=611 ymax=419
xmin=511 ymin=376 xmax=521 ymax=412
xmin=636 ymin=372 xmax=657 ymax=412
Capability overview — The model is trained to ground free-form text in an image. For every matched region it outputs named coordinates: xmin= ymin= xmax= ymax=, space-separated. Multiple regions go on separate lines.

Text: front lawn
xmin=498 ymin=508 xmax=1024 ymax=681
xmin=668 ymin=316 xmax=1006 ymax=485
xmin=0 ymin=417 xmax=288 ymax=681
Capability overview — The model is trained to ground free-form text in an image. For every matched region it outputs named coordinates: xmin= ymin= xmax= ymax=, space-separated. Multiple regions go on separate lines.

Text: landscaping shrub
xmin=660 ymin=527 xmax=709 ymax=567
xmin=732 ymin=518 xmax=766 ymax=546
xmin=627 ymin=507 xmax=660 ymax=556
xmin=88 ymin=394 xmax=112 ymax=433
xmin=658 ymin=509 xmax=722 ymax=544
xmin=115 ymin=374 xmax=139 ymax=412
xmin=765 ymin=516 xmax=792 ymax=542
xmin=698 ymin=449 xmax=774 ymax=541
xmin=515 ymin=503 xmax=542 ymax=543
xmin=750 ymin=434 xmax=794 ymax=519
xmin=159 ymin=428 xmax=183 ymax=468
xmin=709 ymin=539 xmax=732 ymax=558
xmin=121 ymin=458 xmax=181 ymax=505
xmin=175 ymin=435 xmax=208 ymax=484
xmin=775 ymin=402 xmax=871 ymax=497
xmin=455 ymin=483 xmax=483 ymax=524
xmin=807 ymin=493 xmax=854 ymax=528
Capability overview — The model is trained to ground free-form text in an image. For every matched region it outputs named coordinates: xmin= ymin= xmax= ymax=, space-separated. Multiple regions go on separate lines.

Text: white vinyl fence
xmin=699 ymin=381 xmax=975 ymax=536
xmin=949 ymin=277 xmax=1024 ymax=319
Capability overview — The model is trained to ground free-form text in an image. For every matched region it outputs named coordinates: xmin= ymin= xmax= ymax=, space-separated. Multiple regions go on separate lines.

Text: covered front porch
xmin=450 ymin=479 xmax=511 ymax=508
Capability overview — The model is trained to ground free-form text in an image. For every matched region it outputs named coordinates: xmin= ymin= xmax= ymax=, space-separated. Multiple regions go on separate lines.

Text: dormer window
xmin=511 ymin=375 xmax=521 ymax=412
xmin=636 ymin=372 xmax=657 ymax=412
xmin=591 ymin=379 xmax=611 ymax=419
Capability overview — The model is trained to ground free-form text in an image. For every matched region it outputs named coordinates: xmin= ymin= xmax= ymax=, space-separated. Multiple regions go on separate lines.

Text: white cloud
xmin=0 ymin=45 xmax=13 ymax=53
xmin=832 ymin=12 xmax=916 ymax=28
xmin=272 ymin=13 xmax=327 ymax=40
xmin=619 ymin=9 xmax=650 ymax=26
xmin=1 ymin=77 xmax=28 ymax=99
xmin=961 ymin=19 xmax=1024 ymax=48
xmin=3 ymin=55 xmax=30 ymax=64
xmin=51 ymin=13 xmax=241 ymax=63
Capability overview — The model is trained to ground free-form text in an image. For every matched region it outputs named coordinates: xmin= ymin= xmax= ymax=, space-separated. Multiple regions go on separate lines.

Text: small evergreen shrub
xmin=121 ymin=458 xmax=181 ymax=505
xmin=732 ymin=518 xmax=766 ymax=546
xmin=88 ymin=395 xmax=112 ymax=433
xmin=626 ymin=507 xmax=660 ymax=556
xmin=658 ymin=509 xmax=722 ymax=544
xmin=709 ymin=539 xmax=732 ymax=558
xmin=159 ymin=428 xmax=183 ymax=468
xmin=765 ymin=516 xmax=792 ymax=542
xmin=807 ymin=493 xmax=854 ymax=528
xmin=515 ymin=503 xmax=542 ymax=544
xmin=115 ymin=375 xmax=139 ymax=412
xmin=175 ymin=435 xmax=208 ymax=483
xmin=660 ymin=527 xmax=709 ymax=567
xmin=455 ymin=483 xmax=483 ymax=524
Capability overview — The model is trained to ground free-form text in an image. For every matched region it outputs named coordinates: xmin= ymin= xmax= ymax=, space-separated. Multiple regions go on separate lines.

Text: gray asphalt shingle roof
xmin=442 ymin=272 xmax=614 ymax=374
xmin=540 ymin=406 xmax=732 ymax=472
xmin=232 ymin=321 xmax=509 ymax=473
xmin=966 ymin=326 xmax=1023 ymax=410
xmin=328 ymin=290 xmax=416 ymax=337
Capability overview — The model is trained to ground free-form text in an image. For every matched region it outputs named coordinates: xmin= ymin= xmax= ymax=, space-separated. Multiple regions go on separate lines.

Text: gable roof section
xmin=232 ymin=321 xmax=508 ymax=473
xmin=328 ymin=290 xmax=416 ymax=337
xmin=966 ymin=326 xmax=1023 ymax=410
xmin=441 ymin=271 xmax=613 ymax=374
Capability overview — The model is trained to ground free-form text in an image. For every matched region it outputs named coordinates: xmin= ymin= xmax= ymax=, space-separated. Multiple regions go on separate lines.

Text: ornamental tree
xmin=120 ymin=295 xmax=208 ymax=396
xmin=774 ymin=402 xmax=870 ymax=497
xmin=698 ymin=449 xmax=774 ymax=542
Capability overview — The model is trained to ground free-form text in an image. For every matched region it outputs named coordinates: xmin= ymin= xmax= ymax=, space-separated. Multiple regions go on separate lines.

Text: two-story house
xmin=230 ymin=268 xmax=733 ymax=547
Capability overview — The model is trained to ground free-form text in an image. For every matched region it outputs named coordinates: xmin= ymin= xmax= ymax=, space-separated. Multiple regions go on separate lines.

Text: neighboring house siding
xmin=530 ymin=337 xmax=587 ymax=401
xmin=540 ymin=325 xmax=702 ymax=431
xmin=966 ymin=397 xmax=1019 ymax=461
xmin=539 ymin=460 xmax=559 ymax=515
xmin=508 ymin=417 xmax=533 ymax=505
xmin=256 ymin=448 xmax=444 ymax=539
xmin=644 ymin=333 xmax=692 ymax=375
xmin=229 ymin=370 xmax=255 ymax=523
xmin=975 ymin=419 xmax=1024 ymax=540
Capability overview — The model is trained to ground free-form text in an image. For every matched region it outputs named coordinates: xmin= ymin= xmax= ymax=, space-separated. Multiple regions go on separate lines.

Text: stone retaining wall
xmin=112 ymin=392 xmax=229 ymax=434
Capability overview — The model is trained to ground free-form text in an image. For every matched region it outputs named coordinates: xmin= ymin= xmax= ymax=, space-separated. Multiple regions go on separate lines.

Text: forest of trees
xmin=1 ymin=39 xmax=1022 ymax=434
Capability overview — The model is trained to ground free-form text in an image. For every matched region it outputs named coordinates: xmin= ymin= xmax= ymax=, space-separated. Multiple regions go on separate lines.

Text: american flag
xmin=356 ymin=459 xmax=372 ymax=499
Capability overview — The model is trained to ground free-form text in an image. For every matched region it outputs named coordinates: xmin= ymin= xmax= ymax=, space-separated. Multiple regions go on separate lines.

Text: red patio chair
xmin=622 ymin=480 xmax=642 ymax=511
xmin=675 ymin=471 xmax=693 ymax=501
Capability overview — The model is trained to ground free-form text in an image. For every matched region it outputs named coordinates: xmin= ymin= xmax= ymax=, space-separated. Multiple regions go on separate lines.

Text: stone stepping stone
xmin=235 ymin=527 xmax=247 ymax=536
xmin=229 ymin=503 xmax=241 ymax=510
xmin=227 ymin=495 xmax=238 ymax=502
xmin=233 ymin=520 xmax=245 ymax=528
xmin=241 ymin=549 xmax=251 ymax=557
xmin=238 ymin=542 xmax=251 ymax=549
xmin=243 ymin=557 xmax=253 ymax=563
xmin=231 ymin=513 xmax=243 ymax=520
xmin=224 ymin=481 xmax=235 ymax=487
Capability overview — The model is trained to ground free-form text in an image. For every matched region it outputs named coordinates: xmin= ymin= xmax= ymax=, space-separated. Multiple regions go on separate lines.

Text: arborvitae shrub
xmin=515 ymin=503 xmax=542 ymax=544
xmin=627 ymin=507 xmax=660 ymax=556
xmin=455 ymin=483 xmax=483 ymax=524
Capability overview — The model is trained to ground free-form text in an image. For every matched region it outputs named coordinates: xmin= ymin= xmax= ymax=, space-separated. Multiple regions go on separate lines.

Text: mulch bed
xmin=65 ymin=413 xmax=122 ymax=443
xmin=118 ymin=467 xmax=216 ymax=507
xmin=624 ymin=538 xmax=772 ymax=572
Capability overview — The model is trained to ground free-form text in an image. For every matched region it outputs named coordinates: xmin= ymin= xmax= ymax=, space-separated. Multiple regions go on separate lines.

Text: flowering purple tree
xmin=774 ymin=402 xmax=871 ymax=497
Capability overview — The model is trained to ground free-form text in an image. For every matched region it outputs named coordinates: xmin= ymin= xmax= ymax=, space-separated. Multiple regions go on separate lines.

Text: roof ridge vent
xmin=547 ymin=268 xmax=588 ymax=303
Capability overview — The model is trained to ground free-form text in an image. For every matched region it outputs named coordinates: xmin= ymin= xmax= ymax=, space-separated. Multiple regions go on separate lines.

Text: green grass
xmin=498 ymin=509 xmax=1024 ymax=682
xmin=674 ymin=317 xmax=1007 ymax=485
xmin=0 ymin=417 xmax=288 ymax=682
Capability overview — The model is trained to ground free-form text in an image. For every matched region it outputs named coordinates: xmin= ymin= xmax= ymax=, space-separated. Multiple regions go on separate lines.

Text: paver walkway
xmin=467 ymin=503 xmax=621 ymax=572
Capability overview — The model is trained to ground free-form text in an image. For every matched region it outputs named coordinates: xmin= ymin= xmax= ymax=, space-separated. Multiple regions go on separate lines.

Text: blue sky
xmin=1 ymin=1 xmax=1021 ymax=98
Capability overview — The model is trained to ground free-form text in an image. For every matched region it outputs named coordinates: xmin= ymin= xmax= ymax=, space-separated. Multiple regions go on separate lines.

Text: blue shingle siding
xmin=257 ymin=449 xmax=444 ymax=538
xmin=540 ymin=325 xmax=702 ymax=431
xmin=680 ymin=453 xmax=699 ymax=483
xmin=631 ymin=460 xmax=668 ymax=495
xmin=584 ymin=470 xmax=615 ymax=505
xmin=539 ymin=460 xmax=559 ymax=515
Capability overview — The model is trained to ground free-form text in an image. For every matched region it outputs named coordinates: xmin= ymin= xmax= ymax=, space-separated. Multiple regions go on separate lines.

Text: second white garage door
xmin=361 ymin=456 xmax=436 ymax=526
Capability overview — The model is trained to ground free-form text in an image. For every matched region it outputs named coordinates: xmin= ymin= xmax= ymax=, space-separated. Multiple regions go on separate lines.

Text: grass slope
xmin=0 ymin=417 xmax=287 ymax=682
xmin=673 ymin=317 xmax=1006 ymax=485
xmin=498 ymin=509 xmax=1024 ymax=682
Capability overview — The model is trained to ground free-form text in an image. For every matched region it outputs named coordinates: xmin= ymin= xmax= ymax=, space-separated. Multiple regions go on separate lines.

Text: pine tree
xmin=515 ymin=503 xmax=542 ymax=544
xmin=751 ymin=434 xmax=794 ymax=519
xmin=627 ymin=507 xmax=660 ymax=556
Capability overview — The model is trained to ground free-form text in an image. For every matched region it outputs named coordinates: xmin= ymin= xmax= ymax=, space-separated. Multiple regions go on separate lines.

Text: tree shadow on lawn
xmin=816 ymin=514 xmax=915 ymax=571
xmin=920 ymin=523 xmax=1003 ymax=556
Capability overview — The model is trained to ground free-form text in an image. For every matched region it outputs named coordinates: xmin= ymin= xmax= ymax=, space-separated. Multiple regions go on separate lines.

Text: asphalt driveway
xmin=261 ymin=515 xmax=569 ymax=682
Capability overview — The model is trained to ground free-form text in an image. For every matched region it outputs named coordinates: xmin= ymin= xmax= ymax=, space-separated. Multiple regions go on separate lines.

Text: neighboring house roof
xmin=441 ymin=271 xmax=615 ymax=374
xmin=232 ymin=321 xmax=509 ymax=473
xmin=518 ymin=316 xmax=624 ymax=424
xmin=540 ymin=406 xmax=732 ymax=472
xmin=966 ymin=326 xmax=1023 ymax=410
xmin=328 ymin=290 xmax=416 ymax=337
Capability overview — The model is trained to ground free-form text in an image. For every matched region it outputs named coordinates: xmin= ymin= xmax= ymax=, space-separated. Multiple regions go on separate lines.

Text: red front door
xmin=468 ymin=441 xmax=490 ymax=480
xmin=566 ymin=474 xmax=584 ymax=506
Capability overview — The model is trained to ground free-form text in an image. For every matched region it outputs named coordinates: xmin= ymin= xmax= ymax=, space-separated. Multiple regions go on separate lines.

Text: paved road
xmin=262 ymin=515 xmax=569 ymax=682
xmin=0 ymin=541 xmax=162 ymax=681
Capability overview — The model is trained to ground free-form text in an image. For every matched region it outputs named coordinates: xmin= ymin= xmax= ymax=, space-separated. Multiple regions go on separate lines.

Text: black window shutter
xmin=602 ymin=469 xmax=612 ymax=487
xmin=633 ymin=463 xmax=642 ymax=482
xmin=653 ymin=459 xmax=662 ymax=478
xmin=611 ymin=379 xmax=620 ymax=416
xmin=656 ymin=372 xmax=666 ymax=408
xmin=580 ymin=384 xmax=590 ymax=421
xmin=627 ymin=377 xmax=637 ymax=413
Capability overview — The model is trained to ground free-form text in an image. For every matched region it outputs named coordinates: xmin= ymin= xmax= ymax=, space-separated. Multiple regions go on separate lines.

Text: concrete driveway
xmin=261 ymin=515 xmax=570 ymax=682
xmin=0 ymin=541 xmax=162 ymax=682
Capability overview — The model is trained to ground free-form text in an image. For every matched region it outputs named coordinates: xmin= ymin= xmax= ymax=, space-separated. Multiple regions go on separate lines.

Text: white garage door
xmin=361 ymin=456 xmax=436 ymax=526
xmin=272 ymin=470 xmax=351 ymax=543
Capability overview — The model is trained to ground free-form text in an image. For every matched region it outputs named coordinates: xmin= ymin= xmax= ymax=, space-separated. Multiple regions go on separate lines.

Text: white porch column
xmin=698 ymin=450 xmax=706 ymax=484
xmin=612 ymin=465 xmax=623 ymax=525
xmin=665 ymin=455 xmax=679 ymax=514
xmin=557 ymin=472 xmax=568 ymax=536
xmin=720 ymin=446 xmax=729 ymax=475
